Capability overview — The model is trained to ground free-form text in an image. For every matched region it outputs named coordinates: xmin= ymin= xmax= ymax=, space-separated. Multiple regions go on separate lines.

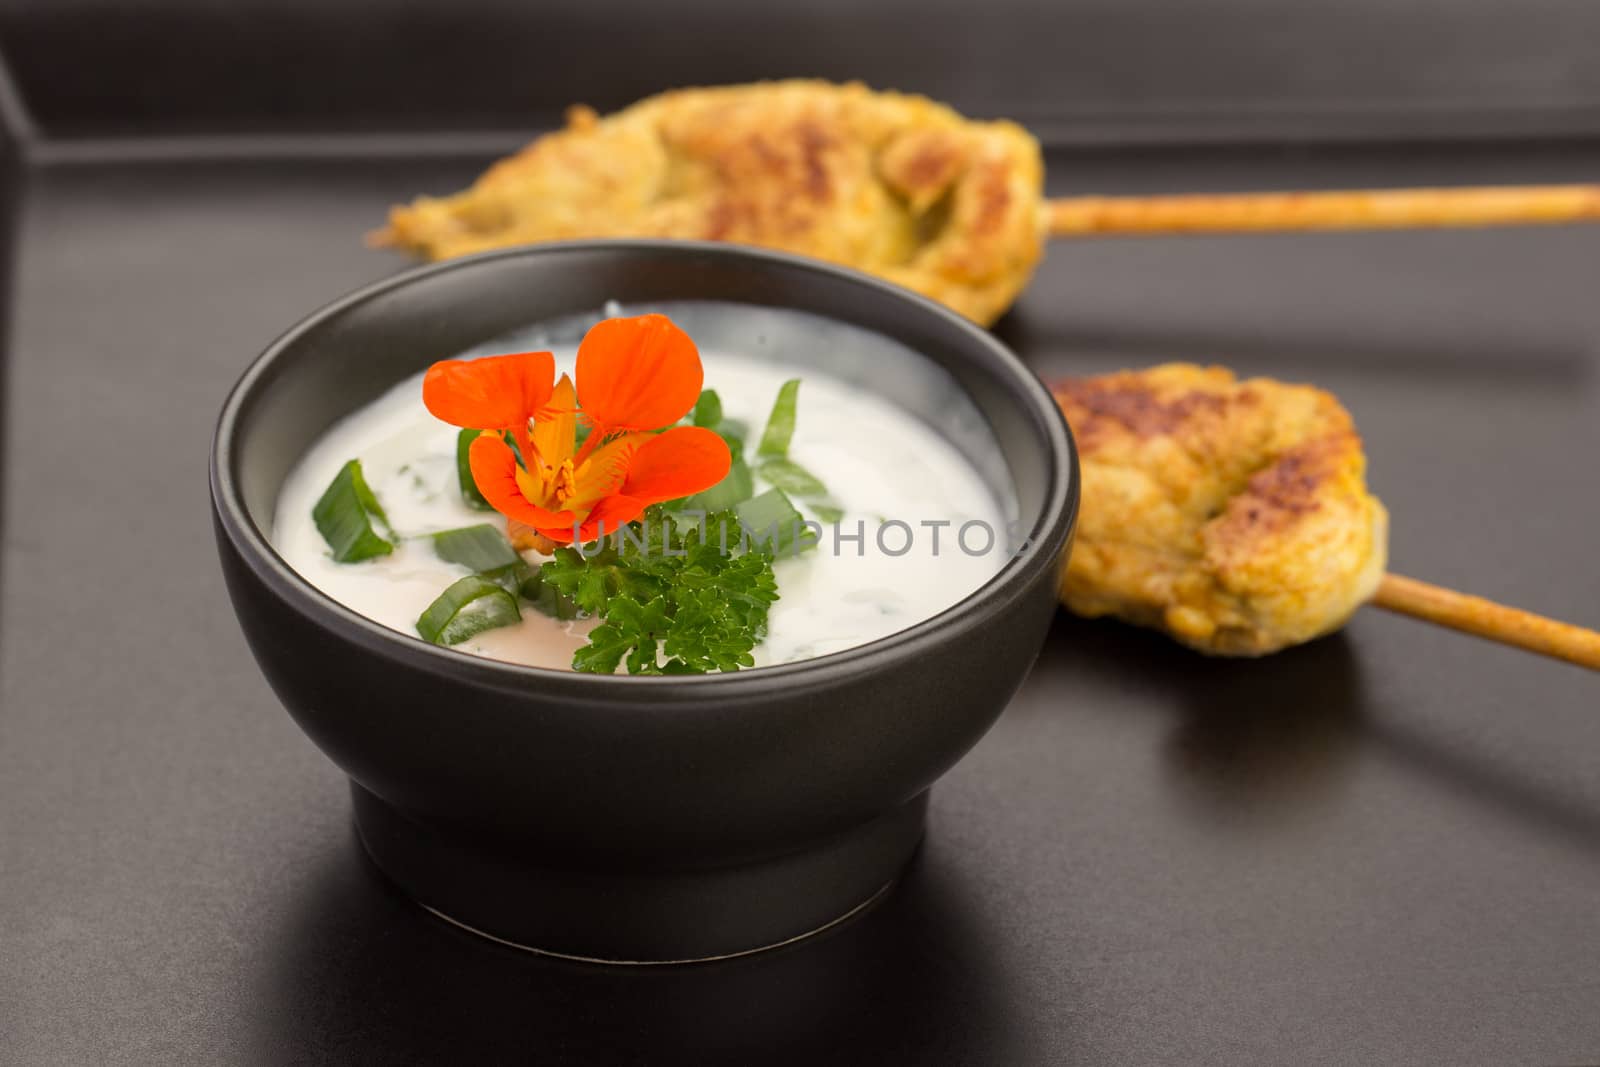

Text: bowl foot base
xmin=351 ymin=784 xmax=928 ymax=965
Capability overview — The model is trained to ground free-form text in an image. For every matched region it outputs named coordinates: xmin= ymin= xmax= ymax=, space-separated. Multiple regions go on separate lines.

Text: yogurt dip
xmin=273 ymin=307 xmax=1009 ymax=670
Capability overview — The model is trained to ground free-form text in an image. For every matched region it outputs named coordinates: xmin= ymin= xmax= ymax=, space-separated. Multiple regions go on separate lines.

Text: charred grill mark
xmin=971 ymin=160 xmax=1011 ymax=238
xmin=1240 ymin=439 xmax=1342 ymax=518
xmin=887 ymin=133 xmax=965 ymax=198
xmin=796 ymin=122 xmax=834 ymax=202
xmin=903 ymin=143 xmax=957 ymax=190
xmin=1053 ymin=382 xmax=1229 ymax=447
xmin=750 ymin=136 xmax=783 ymax=169
xmin=1208 ymin=436 xmax=1352 ymax=557
xmin=704 ymin=197 xmax=744 ymax=240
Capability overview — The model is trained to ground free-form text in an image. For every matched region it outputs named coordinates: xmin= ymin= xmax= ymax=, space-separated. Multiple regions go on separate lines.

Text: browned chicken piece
xmin=375 ymin=80 xmax=1045 ymax=326
xmin=1052 ymin=365 xmax=1389 ymax=655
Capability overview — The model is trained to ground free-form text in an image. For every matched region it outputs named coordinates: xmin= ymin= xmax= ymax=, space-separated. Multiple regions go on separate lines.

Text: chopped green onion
xmin=415 ymin=575 xmax=521 ymax=646
xmin=692 ymin=389 xmax=723 ymax=428
xmin=757 ymin=457 xmax=827 ymax=497
xmin=716 ymin=418 xmax=749 ymax=456
xmin=431 ymin=523 xmax=521 ymax=572
xmin=484 ymin=559 xmax=541 ymax=599
xmin=428 ymin=523 xmax=557 ymax=605
xmin=686 ymin=454 xmax=755 ymax=512
xmin=687 ymin=389 xmax=746 ymax=457
xmin=757 ymin=378 xmax=801 ymax=458
xmin=455 ymin=430 xmax=494 ymax=510
xmin=748 ymin=380 xmax=839 ymax=521
xmin=669 ymin=392 xmax=749 ymax=512
xmin=758 ymin=458 xmax=842 ymax=523
xmin=736 ymin=487 xmax=817 ymax=555
xmin=312 ymin=459 xmax=395 ymax=563
xmin=527 ymin=573 xmax=581 ymax=620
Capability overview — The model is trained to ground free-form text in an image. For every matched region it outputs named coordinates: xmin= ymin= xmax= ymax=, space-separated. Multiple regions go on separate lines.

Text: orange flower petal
xmin=468 ymin=432 xmax=576 ymax=532
xmin=619 ymin=426 xmax=732 ymax=505
xmin=575 ymin=315 xmax=704 ymax=433
xmin=571 ymin=494 xmax=650 ymax=543
xmin=424 ymin=351 xmax=556 ymax=430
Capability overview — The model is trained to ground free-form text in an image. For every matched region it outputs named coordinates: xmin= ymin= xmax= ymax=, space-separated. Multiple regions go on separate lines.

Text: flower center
xmin=550 ymin=458 xmax=578 ymax=507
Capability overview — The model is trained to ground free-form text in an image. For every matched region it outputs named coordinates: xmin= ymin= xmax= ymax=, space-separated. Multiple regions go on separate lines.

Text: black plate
xmin=6 ymin=142 xmax=1600 ymax=1062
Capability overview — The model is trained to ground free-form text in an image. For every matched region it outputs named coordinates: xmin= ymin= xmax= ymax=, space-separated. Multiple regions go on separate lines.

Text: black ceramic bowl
xmin=211 ymin=241 xmax=1077 ymax=963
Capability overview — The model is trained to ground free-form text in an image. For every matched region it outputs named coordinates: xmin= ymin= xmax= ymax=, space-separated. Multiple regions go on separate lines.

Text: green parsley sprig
xmin=538 ymin=508 xmax=780 ymax=675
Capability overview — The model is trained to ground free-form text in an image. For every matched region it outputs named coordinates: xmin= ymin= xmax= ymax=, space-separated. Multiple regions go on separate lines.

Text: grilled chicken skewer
xmin=377 ymin=81 xmax=1045 ymax=325
xmin=1052 ymin=365 xmax=1600 ymax=670
xmin=375 ymin=80 xmax=1600 ymax=325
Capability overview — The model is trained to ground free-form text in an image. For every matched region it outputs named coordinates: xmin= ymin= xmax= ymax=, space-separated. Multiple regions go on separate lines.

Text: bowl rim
xmin=210 ymin=239 xmax=1078 ymax=695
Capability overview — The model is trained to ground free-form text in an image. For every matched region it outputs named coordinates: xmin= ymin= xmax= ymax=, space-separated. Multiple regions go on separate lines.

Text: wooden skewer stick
xmin=1047 ymin=184 xmax=1600 ymax=237
xmin=1372 ymin=573 xmax=1600 ymax=672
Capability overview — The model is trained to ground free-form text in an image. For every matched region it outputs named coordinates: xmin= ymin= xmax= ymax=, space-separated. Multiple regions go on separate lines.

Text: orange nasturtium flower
xmin=422 ymin=314 xmax=731 ymax=544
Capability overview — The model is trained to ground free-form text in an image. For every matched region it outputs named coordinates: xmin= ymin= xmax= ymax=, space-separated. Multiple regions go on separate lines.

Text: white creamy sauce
xmin=273 ymin=323 xmax=1009 ymax=671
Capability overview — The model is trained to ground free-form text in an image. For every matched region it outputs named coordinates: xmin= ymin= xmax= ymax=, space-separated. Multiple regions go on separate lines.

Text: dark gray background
xmin=1 ymin=3 xmax=1598 ymax=1065
xmin=2 ymin=0 xmax=1600 ymax=144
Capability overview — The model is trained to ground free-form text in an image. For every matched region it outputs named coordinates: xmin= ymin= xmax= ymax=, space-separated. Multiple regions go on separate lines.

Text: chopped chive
xmin=736 ymin=487 xmax=817 ymax=555
xmin=431 ymin=523 xmax=521 ymax=572
xmin=686 ymin=454 xmax=755 ymax=512
xmin=455 ymin=430 xmax=494 ymax=510
xmin=756 ymin=379 xmax=801 ymax=458
xmin=415 ymin=575 xmax=522 ymax=646
xmin=312 ymin=459 xmax=395 ymax=563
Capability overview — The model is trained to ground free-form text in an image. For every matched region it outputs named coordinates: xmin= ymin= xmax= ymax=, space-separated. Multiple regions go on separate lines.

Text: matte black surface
xmin=4 ymin=0 xmax=1600 ymax=144
xmin=4 ymin=142 xmax=1600 ymax=1063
